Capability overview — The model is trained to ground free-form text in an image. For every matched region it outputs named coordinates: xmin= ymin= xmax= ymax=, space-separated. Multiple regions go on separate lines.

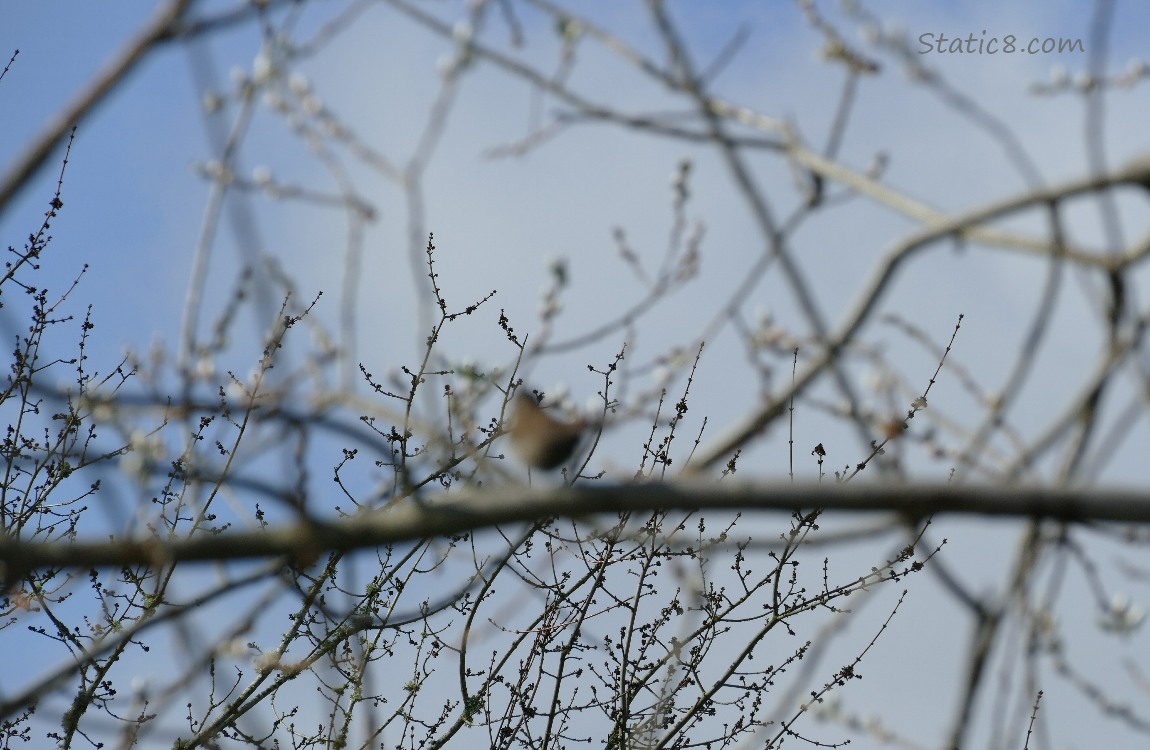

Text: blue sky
xmin=2 ymin=1 xmax=1149 ymax=748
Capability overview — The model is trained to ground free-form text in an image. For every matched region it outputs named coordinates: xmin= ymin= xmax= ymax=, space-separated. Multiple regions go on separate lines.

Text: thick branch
xmin=2 ymin=482 xmax=1148 ymax=574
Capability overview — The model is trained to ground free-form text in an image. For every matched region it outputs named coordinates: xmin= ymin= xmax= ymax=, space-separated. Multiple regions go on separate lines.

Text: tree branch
xmin=3 ymin=482 xmax=1148 ymax=574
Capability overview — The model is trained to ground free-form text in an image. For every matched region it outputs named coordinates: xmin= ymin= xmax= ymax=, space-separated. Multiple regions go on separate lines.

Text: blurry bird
xmin=508 ymin=391 xmax=588 ymax=470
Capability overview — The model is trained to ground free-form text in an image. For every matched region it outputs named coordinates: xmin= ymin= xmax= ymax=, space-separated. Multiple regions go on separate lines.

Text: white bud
xmin=452 ymin=20 xmax=473 ymax=44
xmin=252 ymin=52 xmax=274 ymax=84
xmin=202 ymin=91 xmax=224 ymax=113
xmin=302 ymin=94 xmax=323 ymax=116
xmin=288 ymin=72 xmax=311 ymax=96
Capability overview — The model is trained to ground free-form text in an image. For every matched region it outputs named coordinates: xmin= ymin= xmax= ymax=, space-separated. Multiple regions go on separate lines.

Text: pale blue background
xmin=2 ymin=2 xmax=1149 ymax=748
